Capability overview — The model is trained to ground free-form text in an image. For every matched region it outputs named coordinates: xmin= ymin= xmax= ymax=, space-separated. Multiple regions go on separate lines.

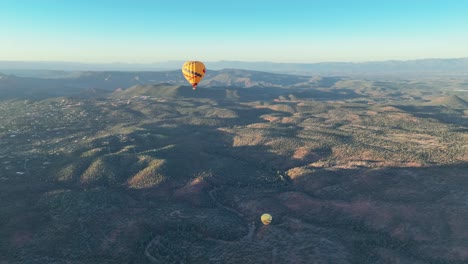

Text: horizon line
xmin=1 ymin=57 xmax=468 ymax=65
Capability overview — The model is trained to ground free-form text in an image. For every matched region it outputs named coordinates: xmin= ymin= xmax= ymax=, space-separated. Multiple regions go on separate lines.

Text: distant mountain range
xmin=0 ymin=69 xmax=323 ymax=99
xmin=1 ymin=65 xmax=467 ymax=102
xmin=1 ymin=58 xmax=468 ymax=75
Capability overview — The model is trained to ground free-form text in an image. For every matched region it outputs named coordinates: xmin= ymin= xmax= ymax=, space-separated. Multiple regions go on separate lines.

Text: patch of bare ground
xmin=260 ymin=114 xmax=281 ymax=123
xmin=385 ymin=133 xmax=442 ymax=148
xmin=324 ymin=146 xmax=423 ymax=169
xmin=378 ymin=106 xmax=404 ymax=112
xmin=280 ymin=116 xmax=298 ymax=124
xmin=232 ymin=133 xmax=265 ymax=147
xmin=387 ymin=112 xmax=420 ymax=122
xmin=286 ymin=167 xmax=315 ymax=181
xmin=343 ymin=161 xmax=424 ymax=169
xmin=332 ymin=148 xmax=385 ymax=163
xmin=288 ymin=147 xmax=323 ymax=166
xmin=246 ymin=122 xmax=273 ymax=128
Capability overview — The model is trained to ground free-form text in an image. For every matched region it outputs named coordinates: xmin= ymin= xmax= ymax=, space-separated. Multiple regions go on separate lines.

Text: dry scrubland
xmin=0 ymin=77 xmax=467 ymax=263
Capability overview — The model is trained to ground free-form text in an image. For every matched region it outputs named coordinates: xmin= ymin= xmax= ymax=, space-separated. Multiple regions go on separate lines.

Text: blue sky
xmin=1 ymin=0 xmax=467 ymax=63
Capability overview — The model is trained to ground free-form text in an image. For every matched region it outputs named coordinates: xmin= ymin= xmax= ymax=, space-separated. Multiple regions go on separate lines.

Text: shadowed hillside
xmin=426 ymin=94 xmax=468 ymax=108
xmin=202 ymin=69 xmax=312 ymax=88
xmin=111 ymin=84 xmax=228 ymax=100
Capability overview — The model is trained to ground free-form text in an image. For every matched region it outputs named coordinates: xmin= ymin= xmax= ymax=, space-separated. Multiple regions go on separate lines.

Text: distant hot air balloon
xmin=261 ymin=213 xmax=272 ymax=225
xmin=182 ymin=61 xmax=206 ymax=90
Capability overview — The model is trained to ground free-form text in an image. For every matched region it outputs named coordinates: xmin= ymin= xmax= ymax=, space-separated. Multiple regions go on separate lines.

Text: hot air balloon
xmin=182 ymin=61 xmax=206 ymax=90
xmin=261 ymin=213 xmax=272 ymax=225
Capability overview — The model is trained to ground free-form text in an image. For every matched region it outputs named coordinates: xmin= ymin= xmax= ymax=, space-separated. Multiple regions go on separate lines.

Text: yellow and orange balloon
xmin=182 ymin=61 xmax=206 ymax=90
xmin=261 ymin=213 xmax=272 ymax=225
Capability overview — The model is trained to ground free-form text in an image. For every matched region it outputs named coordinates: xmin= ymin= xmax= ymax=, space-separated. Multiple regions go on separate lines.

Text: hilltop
xmin=426 ymin=94 xmax=468 ymax=108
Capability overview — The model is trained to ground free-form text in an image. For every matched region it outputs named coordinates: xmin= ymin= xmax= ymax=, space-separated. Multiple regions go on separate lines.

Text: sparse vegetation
xmin=0 ymin=73 xmax=467 ymax=263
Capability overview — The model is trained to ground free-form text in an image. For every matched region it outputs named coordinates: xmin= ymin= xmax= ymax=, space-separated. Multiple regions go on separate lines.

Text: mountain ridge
xmin=0 ymin=69 xmax=319 ymax=99
xmin=1 ymin=57 xmax=468 ymax=75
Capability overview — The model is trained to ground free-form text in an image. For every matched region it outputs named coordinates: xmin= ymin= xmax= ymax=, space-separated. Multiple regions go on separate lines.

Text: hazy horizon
xmin=2 ymin=56 xmax=468 ymax=65
xmin=1 ymin=0 xmax=468 ymax=63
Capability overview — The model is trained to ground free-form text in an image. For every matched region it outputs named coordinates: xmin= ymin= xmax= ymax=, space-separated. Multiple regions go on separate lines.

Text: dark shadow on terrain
xmin=233 ymin=87 xmax=290 ymax=101
xmin=129 ymin=84 xmax=363 ymax=103
xmin=3 ymin=157 xmax=467 ymax=263
xmin=1 ymin=97 xmax=467 ymax=263
xmin=231 ymin=105 xmax=294 ymax=125
xmin=286 ymin=163 xmax=468 ymax=264
xmin=316 ymin=76 xmax=343 ymax=88
xmin=289 ymin=88 xmax=362 ymax=101
xmin=395 ymin=105 xmax=467 ymax=127
xmin=0 ymin=116 xmax=304 ymax=261
xmin=130 ymin=162 xmax=468 ymax=264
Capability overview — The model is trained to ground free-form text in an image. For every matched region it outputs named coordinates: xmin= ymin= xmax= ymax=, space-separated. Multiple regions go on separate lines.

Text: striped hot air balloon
xmin=182 ymin=61 xmax=206 ymax=90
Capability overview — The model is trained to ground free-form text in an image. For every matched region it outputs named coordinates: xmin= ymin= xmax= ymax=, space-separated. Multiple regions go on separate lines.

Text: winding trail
xmin=145 ymin=185 xmax=256 ymax=262
xmin=208 ymin=187 xmax=245 ymax=219
xmin=208 ymin=186 xmax=256 ymax=241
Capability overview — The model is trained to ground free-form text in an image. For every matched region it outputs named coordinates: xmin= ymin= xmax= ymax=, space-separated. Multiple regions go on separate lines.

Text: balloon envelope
xmin=182 ymin=61 xmax=206 ymax=89
xmin=261 ymin=213 xmax=272 ymax=225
